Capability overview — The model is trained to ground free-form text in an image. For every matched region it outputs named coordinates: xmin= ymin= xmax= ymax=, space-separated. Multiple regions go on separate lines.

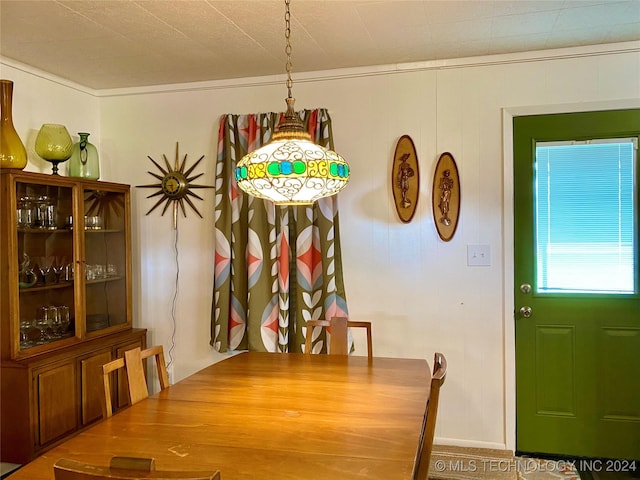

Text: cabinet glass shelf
xmin=19 ymin=281 xmax=74 ymax=292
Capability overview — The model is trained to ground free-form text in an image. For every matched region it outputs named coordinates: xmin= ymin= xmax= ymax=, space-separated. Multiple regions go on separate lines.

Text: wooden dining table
xmin=8 ymin=351 xmax=431 ymax=480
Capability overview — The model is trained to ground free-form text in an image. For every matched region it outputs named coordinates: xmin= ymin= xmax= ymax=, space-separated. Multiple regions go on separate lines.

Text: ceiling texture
xmin=1 ymin=0 xmax=639 ymax=91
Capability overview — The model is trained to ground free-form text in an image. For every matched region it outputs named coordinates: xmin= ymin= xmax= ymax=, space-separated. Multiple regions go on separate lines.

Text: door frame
xmin=501 ymin=98 xmax=640 ymax=453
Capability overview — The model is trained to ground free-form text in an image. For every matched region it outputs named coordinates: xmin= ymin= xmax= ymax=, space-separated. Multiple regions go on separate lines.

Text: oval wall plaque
xmin=432 ymin=152 xmax=460 ymax=241
xmin=392 ymin=135 xmax=419 ymax=223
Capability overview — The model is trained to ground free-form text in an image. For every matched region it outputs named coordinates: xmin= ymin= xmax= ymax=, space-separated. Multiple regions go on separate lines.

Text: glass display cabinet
xmin=0 ymin=170 xmax=146 ymax=463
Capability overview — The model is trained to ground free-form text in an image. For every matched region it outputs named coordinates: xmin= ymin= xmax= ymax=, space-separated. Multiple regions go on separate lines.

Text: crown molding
xmin=2 ymin=41 xmax=639 ymax=98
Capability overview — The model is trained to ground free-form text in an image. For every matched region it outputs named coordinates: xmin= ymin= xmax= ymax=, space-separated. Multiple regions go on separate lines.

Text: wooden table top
xmin=10 ymin=352 xmax=431 ymax=480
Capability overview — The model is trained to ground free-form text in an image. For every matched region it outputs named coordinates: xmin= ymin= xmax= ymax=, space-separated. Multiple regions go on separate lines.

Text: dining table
xmin=7 ymin=351 xmax=431 ymax=480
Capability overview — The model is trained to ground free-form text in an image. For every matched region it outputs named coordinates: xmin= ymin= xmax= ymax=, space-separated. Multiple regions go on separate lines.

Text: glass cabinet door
xmin=3 ymin=172 xmax=132 ymax=359
xmin=82 ymin=187 xmax=129 ymax=335
xmin=17 ymin=181 xmax=75 ymax=351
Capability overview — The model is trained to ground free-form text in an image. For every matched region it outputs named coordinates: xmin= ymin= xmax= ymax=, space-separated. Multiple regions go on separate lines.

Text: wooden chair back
xmin=101 ymin=357 xmax=126 ymax=419
xmin=101 ymin=345 xmax=170 ymax=418
xmin=54 ymin=456 xmax=220 ymax=479
xmin=124 ymin=346 xmax=170 ymax=404
xmin=413 ymin=352 xmax=447 ymax=480
xmin=304 ymin=317 xmax=373 ymax=360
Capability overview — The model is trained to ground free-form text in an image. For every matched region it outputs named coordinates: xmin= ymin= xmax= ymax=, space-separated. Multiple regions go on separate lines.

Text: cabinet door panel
xmin=80 ymin=350 xmax=112 ymax=425
xmin=36 ymin=362 xmax=76 ymax=446
xmin=84 ymin=188 xmax=129 ymax=334
xmin=15 ymin=181 xmax=76 ymax=356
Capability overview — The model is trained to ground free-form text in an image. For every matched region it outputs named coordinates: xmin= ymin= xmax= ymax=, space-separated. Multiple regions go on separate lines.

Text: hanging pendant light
xmin=235 ymin=0 xmax=350 ymax=205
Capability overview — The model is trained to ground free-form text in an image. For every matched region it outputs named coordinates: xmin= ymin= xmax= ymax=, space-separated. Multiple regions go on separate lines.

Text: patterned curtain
xmin=211 ymin=108 xmax=349 ymax=353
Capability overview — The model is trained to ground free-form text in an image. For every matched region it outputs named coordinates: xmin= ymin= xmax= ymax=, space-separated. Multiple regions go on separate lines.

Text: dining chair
xmin=413 ymin=352 xmax=447 ymax=480
xmin=304 ymin=317 xmax=373 ymax=360
xmin=101 ymin=345 xmax=170 ymax=418
xmin=53 ymin=456 xmax=220 ymax=479
xmin=101 ymin=356 xmax=126 ymax=419
xmin=124 ymin=345 xmax=170 ymax=404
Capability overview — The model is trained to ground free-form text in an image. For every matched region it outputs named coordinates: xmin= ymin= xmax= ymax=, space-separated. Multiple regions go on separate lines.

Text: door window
xmin=535 ymin=139 xmax=637 ymax=294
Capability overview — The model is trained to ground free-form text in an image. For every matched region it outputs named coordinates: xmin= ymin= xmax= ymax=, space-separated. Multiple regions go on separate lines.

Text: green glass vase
xmin=35 ymin=124 xmax=73 ymax=175
xmin=0 ymin=79 xmax=27 ymax=170
xmin=68 ymin=132 xmax=100 ymax=180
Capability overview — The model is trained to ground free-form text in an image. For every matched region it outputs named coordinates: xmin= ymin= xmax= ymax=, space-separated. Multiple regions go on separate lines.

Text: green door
xmin=514 ymin=109 xmax=640 ymax=460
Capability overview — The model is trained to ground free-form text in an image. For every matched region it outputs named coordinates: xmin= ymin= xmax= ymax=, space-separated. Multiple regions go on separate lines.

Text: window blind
xmin=535 ymin=139 xmax=636 ymax=294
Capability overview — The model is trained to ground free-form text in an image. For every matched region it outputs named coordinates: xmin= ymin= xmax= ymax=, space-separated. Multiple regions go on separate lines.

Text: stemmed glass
xmin=33 ymin=261 xmax=45 ymax=285
xmin=35 ymin=306 xmax=55 ymax=343
xmin=34 ymin=316 xmax=50 ymax=344
xmin=47 ymin=306 xmax=63 ymax=338
xmin=34 ymin=256 xmax=57 ymax=284
xmin=52 ymin=258 xmax=65 ymax=283
xmin=19 ymin=319 xmax=34 ymax=348
xmin=32 ymin=257 xmax=47 ymax=284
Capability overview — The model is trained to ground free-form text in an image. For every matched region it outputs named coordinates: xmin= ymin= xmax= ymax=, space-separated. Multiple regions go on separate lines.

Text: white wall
xmin=3 ymin=41 xmax=639 ymax=452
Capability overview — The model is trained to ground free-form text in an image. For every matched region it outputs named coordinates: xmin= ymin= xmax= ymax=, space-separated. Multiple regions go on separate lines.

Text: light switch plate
xmin=467 ymin=244 xmax=491 ymax=266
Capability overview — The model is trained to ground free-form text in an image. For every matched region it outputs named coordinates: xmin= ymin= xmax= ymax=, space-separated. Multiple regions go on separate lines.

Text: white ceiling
xmin=1 ymin=0 xmax=639 ymax=90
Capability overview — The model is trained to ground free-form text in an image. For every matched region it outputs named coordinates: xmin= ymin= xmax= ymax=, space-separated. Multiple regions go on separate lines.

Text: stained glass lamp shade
xmin=235 ymin=99 xmax=350 ymax=205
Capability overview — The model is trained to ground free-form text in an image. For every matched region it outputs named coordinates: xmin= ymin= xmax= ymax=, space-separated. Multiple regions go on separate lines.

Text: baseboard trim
xmin=435 ymin=437 xmax=508 ymax=452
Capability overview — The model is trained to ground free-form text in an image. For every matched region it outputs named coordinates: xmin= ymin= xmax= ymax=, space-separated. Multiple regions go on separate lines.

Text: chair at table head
xmin=53 ymin=456 xmax=220 ymax=480
xmin=304 ymin=317 xmax=373 ymax=360
xmin=413 ymin=352 xmax=447 ymax=480
xmin=101 ymin=345 xmax=170 ymax=419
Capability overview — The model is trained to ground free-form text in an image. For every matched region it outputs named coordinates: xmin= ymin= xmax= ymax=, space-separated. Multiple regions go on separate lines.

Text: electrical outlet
xmin=167 ymin=365 xmax=174 ymax=384
xmin=467 ymin=244 xmax=491 ymax=266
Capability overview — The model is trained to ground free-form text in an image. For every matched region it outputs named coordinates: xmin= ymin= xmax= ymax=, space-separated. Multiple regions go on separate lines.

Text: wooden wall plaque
xmin=432 ymin=152 xmax=460 ymax=241
xmin=392 ymin=135 xmax=419 ymax=223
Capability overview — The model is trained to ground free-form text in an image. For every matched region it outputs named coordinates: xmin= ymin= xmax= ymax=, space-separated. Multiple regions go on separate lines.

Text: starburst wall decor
xmin=137 ymin=142 xmax=213 ymax=229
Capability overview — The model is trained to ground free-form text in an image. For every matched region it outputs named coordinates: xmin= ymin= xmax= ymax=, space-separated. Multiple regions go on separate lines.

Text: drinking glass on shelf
xmin=34 ymin=257 xmax=55 ymax=284
xmin=95 ymin=264 xmax=105 ymax=278
xmin=17 ymin=196 xmax=34 ymax=228
xmin=57 ymin=306 xmax=70 ymax=337
xmin=45 ymin=257 xmax=57 ymax=283
xmin=33 ymin=262 xmax=45 ymax=285
xmin=19 ymin=319 xmax=34 ymax=348
xmin=85 ymin=264 xmax=94 ymax=280
xmin=107 ymin=264 xmax=117 ymax=277
xmin=34 ymin=196 xmax=56 ymax=229
xmin=52 ymin=257 xmax=65 ymax=283
xmin=84 ymin=215 xmax=102 ymax=230
xmin=64 ymin=262 xmax=74 ymax=282
xmin=35 ymin=308 xmax=52 ymax=344
xmin=47 ymin=306 xmax=62 ymax=338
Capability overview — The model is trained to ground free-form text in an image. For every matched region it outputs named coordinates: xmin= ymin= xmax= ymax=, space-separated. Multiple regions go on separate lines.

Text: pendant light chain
xmin=233 ymin=0 xmax=350 ymax=205
xmin=284 ymin=0 xmax=293 ymax=99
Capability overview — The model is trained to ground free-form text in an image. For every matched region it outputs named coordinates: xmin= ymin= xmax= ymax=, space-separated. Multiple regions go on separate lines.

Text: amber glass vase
xmin=0 ymin=80 xmax=27 ymax=169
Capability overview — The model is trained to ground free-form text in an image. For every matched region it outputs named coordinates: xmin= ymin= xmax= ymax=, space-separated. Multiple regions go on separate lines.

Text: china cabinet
xmin=0 ymin=170 xmax=146 ymax=463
